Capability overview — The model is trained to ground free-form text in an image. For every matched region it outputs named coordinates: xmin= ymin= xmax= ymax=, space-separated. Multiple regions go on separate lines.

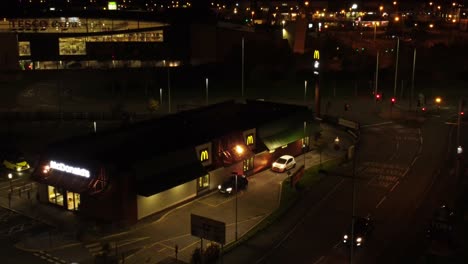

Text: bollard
xmin=8 ymin=192 xmax=11 ymax=208
xmin=27 ymin=190 xmax=31 ymax=200
xmin=19 ymin=188 xmax=21 ymax=197
xmin=175 ymin=244 xmax=178 ymax=260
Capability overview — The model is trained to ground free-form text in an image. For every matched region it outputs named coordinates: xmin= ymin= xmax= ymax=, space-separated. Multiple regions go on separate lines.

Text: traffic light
xmin=375 ymin=93 xmax=381 ymax=101
xmin=421 ymin=107 xmax=426 ymax=112
xmin=391 ymin=97 xmax=396 ymax=105
xmin=461 ymin=111 xmax=465 ymax=116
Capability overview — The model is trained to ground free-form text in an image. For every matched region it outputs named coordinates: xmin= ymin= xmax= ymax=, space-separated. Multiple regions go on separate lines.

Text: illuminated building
xmin=32 ymin=100 xmax=318 ymax=225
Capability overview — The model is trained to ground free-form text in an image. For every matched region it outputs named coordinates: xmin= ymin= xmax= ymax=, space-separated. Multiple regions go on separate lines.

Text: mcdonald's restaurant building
xmin=31 ymin=100 xmax=319 ymax=226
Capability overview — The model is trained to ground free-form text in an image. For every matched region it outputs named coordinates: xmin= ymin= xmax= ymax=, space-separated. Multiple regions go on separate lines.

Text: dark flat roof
xmin=46 ymin=100 xmax=313 ymax=165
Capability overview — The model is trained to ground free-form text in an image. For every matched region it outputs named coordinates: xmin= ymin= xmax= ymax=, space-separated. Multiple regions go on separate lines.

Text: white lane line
xmin=313 ymin=256 xmax=326 ymax=264
xmin=390 ymin=181 xmax=400 ymax=192
xmin=376 ymin=196 xmax=387 ymax=208
xmin=255 ymin=179 xmax=345 ymax=264
xmin=361 ymin=121 xmax=393 ymax=128
xmin=333 ymin=241 xmax=341 ymax=248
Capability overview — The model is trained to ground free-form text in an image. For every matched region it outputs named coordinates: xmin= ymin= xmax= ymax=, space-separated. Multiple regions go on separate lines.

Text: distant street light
xmin=304 ymin=80 xmax=307 ymax=105
xmin=205 ymin=78 xmax=209 ymax=105
xmin=8 ymin=173 xmax=13 ymax=192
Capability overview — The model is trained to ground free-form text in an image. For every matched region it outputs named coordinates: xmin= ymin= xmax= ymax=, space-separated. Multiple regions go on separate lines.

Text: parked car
xmin=343 ymin=216 xmax=374 ymax=247
xmin=426 ymin=204 xmax=455 ymax=242
xmin=271 ymin=155 xmax=296 ymax=172
xmin=218 ymin=174 xmax=248 ymax=194
xmin=2 ymin=150 xmax=30 ymax=172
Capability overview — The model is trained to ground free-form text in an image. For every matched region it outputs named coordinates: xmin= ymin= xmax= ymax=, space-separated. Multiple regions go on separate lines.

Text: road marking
xmin=361 ymin=121 xmax=393 ymax=128
xmin=255 ymin=179 xmax=345 ymax=264
xmin=376 ymin=196 xmax=387 ymax=208
xmin=33 ymin=251 xmax=67 ymax=264
xmin=313 ymin=256 xmax=326 ymax=264
xmin=333 ymin=241 xmax=341 ymax=248
xmin=390 ymin=181 xmax=400 ymax=192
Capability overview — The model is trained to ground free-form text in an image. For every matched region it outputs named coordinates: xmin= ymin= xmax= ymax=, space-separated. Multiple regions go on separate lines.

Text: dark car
xmin=426 ymin=204 xmax=455 ymax=242
xmin=343 ymin=216 xmax=374 ymax=247
xmin=218 ymin=175 xmax=248 ymax=194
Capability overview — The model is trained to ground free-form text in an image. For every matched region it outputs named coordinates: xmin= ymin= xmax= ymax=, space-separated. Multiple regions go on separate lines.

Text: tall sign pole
xmin=375 ymin=51 xmax=379 ymax=96
xmin=410 ymin=48 xmax=416 ymax=110
xmin=241 ymin=37 xmax=245 ymax=99
xmin=313 ymin=50 xmax=321 ymax=118
xmin=393 ymin=37 xmax=400 ymax=97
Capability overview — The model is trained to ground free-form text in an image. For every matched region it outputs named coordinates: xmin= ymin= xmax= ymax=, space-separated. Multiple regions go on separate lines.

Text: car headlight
xmin=218 ymin=185 xmax=221 ymax=189
xmin=226 ymin=187 xmax=232 ymax=193
xmin=343 ymin=235 xmax=348 ymax=239
xmin=356 ymin=237 xmax=362 ymax=242
xmin=16 ymin=167 xmax=21 ymax=171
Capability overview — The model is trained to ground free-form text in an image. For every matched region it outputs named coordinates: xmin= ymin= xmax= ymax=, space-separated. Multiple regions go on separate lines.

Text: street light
xmin=435 ymin=96 xmax=442 ymax=113
xmin=205 ymin=77 xmax=209 ymax=105
xmin=234 ymin=145 xmax=245 ymax=241
xmin=304 ymin=80 xmax=307 ymax=105
xmin=8 ymin=173 xmax=13 ymax=192
xmin=393 ymin=36 xmax=400 ymax=98
xmin=235 ymin=171 xmax=238 ymax=241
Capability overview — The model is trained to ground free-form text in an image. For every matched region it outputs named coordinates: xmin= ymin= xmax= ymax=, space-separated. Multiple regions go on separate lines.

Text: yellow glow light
xmin=235 ymin=145 xmax=244 ymax=155
xmin=435 ymin=97 xmax=442 ymax=104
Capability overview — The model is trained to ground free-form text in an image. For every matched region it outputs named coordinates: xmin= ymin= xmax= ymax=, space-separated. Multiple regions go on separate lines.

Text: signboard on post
xmin=191 ymin=214 xmax=226 ymax=244
xmin=338 ymin=118 xmax=359 ymax=130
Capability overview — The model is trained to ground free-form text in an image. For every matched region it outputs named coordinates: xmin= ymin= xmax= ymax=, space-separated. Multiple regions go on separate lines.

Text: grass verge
xmin=223 ymin=156 xmax=346 ymax=253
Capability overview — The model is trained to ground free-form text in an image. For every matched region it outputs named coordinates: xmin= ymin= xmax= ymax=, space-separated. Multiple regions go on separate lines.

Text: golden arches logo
xmin=200 ymin=149 xmax=209 ymax=161
xmin=246 ymin=134 xmax=254 ymax=145
xmin=313 ymin=50 xmax=320 ymax=60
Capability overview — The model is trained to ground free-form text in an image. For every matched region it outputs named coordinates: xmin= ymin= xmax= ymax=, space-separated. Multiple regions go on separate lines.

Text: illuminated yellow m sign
xmin=200 ymin=149 xmax=209 ymax=162
xmin=246 ymin=134 xmax=254 ymax=145
xmin=313 ymin=50 xmax=320 ymax=60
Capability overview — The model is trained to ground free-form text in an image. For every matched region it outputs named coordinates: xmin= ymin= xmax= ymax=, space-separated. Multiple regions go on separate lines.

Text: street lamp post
xmin=410 ymin=48 xmax=416 ymax=110
xmin=241 ymin=37 xmax=245 ymax=98
xmin=8 ymin=173 xmax=13 ymax=192
xmin=205 ymin=77 xmax=209 ymax=105
xmin=393 ymin=36 xmax=400 ymax=97
xmin=303 ymin=121 xmax=307 ymax=169
xmin=350 ymin=144 xmax=357 ymax=264
xmin=373 ymin=22 xmax=377 ymax=42
xmin=304 ymin=80 xmax=307 ymax=106
xmin=375 ymin=51 xmax=379 ymax=98
xmin=159 ymin=88 xmax=163 ymax=106
xmin=167 ymin=67 xmax=171 ymax=113
xmin=235 ymin=173 xmax=238 ymax=241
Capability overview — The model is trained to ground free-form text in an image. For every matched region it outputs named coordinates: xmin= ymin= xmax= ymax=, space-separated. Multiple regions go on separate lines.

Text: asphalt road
xmin=0 ymin=206 xmax=52 ymax=264
xmin=254 ymin=105 xmax=465 ymax=264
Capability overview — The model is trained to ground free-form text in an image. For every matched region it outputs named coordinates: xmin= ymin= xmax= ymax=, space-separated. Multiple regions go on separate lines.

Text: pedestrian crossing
xmin=359 ymin=162 xmax=406 ymax=189
xmin=33 ymin=251 xmax=68 ymax=264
